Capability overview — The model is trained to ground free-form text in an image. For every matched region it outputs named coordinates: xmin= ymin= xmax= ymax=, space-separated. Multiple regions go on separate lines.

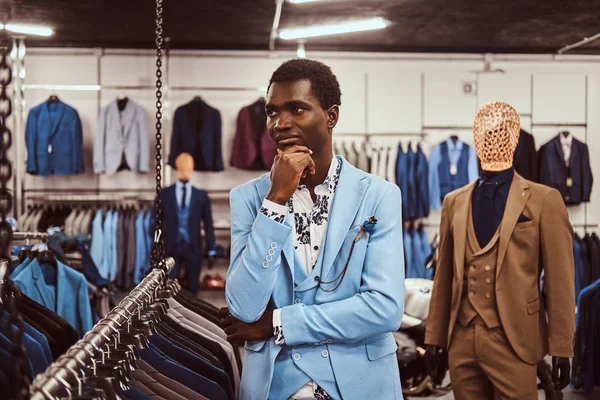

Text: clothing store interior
xmin=0 ymin=0 xmax=599 ymax=399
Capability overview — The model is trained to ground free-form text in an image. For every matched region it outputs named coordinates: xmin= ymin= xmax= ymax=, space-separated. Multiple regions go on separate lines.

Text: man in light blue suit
xmin=222 ymin=59 xmax=405 ymax=400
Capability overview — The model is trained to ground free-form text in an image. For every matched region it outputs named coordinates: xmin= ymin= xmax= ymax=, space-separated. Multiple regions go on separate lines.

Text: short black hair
xmin=267 ymin=59 xmax=342 ymax=109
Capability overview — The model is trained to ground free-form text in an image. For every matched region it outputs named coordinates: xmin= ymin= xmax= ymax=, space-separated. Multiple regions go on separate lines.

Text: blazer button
xmin=294 ymin=298 xmax=302 ymax=304
xmin=268 ymin=249 xmax=275 ymax=256
xmin=293 ymin=353 xmax=301 ymax=361
xmin=270 ymin=242 xmax=277 ymax=249
xmin=321 ymin=350 xmax=329 ymax=358
xmin=262 ymin=261 xmax=269 ymax=269
xmin=485 ymin=265 xmax=491 ymax=271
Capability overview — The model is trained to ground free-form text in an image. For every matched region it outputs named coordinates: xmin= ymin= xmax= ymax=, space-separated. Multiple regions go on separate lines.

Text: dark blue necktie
xmin=476 ymin=182 xmax=496 ymax=247
xmin=181 ymin=185 xmax=187 ymax=209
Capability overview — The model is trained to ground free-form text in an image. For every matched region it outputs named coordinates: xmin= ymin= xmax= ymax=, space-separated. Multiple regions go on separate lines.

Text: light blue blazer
xmin=13 ymin=258 xmax=93 ymax=338
xmin=226 ymin=156 xmax=405 ymax=400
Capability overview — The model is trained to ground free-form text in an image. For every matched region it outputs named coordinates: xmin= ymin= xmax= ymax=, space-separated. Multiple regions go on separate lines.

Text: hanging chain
xmin=0 ymin=32 xmax=28 ymax=399
xmin=151 ymin=0 xmax=166 ymax=273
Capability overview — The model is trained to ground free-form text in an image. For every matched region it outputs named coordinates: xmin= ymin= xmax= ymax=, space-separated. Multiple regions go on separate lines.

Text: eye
xmin=292 ymin=107 xmax=305 ymax=115
xmin=266 ymin=110 xmax=277 ymax=118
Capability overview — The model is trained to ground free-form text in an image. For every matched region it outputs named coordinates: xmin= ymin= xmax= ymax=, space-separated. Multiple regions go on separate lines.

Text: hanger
xmin=449 ymin=134 xmax=459 ymax=145
xmin=116 ymin=96 xmax=128 ymax=112
xmin=47 ymin=94 xmax=59 ymax=103
xmin=192 ymin=95 xmax=204 ymax=103
xmin=36 ymin=240 xmax=57 ymax=268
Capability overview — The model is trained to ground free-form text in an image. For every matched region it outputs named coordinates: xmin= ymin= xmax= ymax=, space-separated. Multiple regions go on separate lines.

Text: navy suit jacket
xmin=539 ymin=135 xmax=593 ymax=204
xmin=26 ymin=100 xmax=84 ymax=176
xmin=160 ymin=184 xmax=216 ymax=258
xmin=169 ymin=100 xmax=224 ymax=171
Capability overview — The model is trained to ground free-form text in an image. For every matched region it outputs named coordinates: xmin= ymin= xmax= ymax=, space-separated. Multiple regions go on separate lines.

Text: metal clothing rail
xmin=11 ymin=231 xmax=49 ymax=241
xmin=29 ymin=257 xmax=175 ymax=399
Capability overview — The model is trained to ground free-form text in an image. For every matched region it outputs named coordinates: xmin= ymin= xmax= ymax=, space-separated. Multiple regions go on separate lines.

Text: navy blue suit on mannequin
xmin=160 ymin=182 xmax=216 ymax=294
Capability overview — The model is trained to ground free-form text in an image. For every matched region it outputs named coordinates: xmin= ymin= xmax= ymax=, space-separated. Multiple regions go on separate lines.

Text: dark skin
xmin=220 ymin=79 xmax=340 ymax=342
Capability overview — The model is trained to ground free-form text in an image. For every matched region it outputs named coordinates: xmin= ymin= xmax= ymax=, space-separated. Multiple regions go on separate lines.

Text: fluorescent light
xmin=288 ymin=0 xmax=323 ymax=3
xmin=297 ymin=43 xmax=306 ymax=58
xmin=279 ymin=17 xmax=388 ymax=40
xmin=2 ymin=23 xmax=54 ymax=37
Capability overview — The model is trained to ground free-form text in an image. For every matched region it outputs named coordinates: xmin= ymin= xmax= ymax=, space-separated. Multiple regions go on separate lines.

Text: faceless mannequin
xmin=425 ymin=102 xmax=572 ymax=392
xmin=175 ymin=153 xmax=194 ymax=182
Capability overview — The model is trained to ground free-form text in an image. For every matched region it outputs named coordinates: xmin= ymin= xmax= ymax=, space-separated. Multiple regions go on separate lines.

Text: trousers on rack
xmin=169 ymin=241 xmax=201 ymax=295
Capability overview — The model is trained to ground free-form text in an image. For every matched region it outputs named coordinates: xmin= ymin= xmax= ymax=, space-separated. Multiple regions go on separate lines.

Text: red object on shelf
xmin=202 ymin=273 xmax=225 ymax=289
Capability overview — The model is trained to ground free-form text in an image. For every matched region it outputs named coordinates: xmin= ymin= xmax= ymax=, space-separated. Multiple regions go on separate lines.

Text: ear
xmin=326 ymin=105 xmax=339 ymax=130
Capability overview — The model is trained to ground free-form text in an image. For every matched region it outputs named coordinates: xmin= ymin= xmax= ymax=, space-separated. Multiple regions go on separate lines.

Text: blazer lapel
xmin=48 ymin=101 xmax=66 ymax=142
xmin=496 ymin=173 xmax=530 ymax=278
xmin=452 ymin=182 xmax=476 ymax=278
xmin=119 ymin=100 xmax=137 ymax=140
xmin=55 ymin=261 xmax=67 ymax=316
xmin=320 ymin=158 xmax=368 ymax=281
xmin=31 ymin=259 xmax=55 ymax=311
xmin=553 ymin=137 xmax=567 ymax=166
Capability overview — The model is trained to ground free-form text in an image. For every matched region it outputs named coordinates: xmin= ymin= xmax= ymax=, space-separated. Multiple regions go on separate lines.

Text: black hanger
xmin=47 ymin=94 xmax=59 ymax=103
xmin=116 ymin=96 xmax=129 ymax=112
xmin=192 ymin=95 xmax=204 ymax=103
xmin=560 ymin=130 xmax=570 ymax=138
xmin=36 ymin=241 xmax=57 ymax=268
xmin=450 ymin=135 xmax=459 ymax=145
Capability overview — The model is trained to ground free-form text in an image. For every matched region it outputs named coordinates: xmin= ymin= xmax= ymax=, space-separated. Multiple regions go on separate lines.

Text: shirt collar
xmin=559 ymin=132 xmax=573 ymax=147
xmin=297 ymin=154 xmax=340 ymax=195
xmin=446 ymin=137 xmax=463 ymax=151
xmin=479 ymin=167 xmax=514 ymax=187
xmin=176 ymin=180 xmax=190 ymax=190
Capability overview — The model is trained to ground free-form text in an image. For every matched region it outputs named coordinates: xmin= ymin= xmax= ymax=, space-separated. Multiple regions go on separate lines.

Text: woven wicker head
xmin=473 ymin=101 xmax=521 ymax=171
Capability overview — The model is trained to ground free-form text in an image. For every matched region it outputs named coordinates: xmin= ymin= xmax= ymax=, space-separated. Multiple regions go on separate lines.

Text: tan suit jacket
xmin=425 ymin=172 xmax=575 ymax=364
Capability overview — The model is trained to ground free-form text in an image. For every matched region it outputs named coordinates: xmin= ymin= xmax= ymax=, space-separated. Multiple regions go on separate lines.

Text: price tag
xmin=450 ymin=163 xmax=458 ymax=176
xmin=48 ymin=144 xmax=52 ymax=154
xmin=566 ymin=177 xmax=573 ymax=187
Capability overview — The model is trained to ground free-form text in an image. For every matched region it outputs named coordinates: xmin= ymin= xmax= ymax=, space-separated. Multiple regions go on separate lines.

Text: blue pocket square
xmin=517 ymin=214 xmax=532 ymax=223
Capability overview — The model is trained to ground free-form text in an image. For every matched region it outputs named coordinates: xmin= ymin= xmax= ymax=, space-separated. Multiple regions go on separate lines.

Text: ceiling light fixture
xmin=1 ymin=23 xmax=54 ymax=37
xmin=297 ymin=42 xmax=306 ymax=58
xmin=279 ymin=17 xmax=388 ymax=40
xmin=288 ymin=0 xmax=323 ymax=3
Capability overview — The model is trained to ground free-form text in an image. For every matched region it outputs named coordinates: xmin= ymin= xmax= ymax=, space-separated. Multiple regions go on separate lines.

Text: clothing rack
xmin=11 ymin=231 xmax=49 ymax=242
xmin=28 ymin=257 xmax=175 ymax=399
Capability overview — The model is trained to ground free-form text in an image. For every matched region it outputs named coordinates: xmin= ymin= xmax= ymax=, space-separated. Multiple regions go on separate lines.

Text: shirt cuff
xmin=260 ymin=199 xmax=287 ymax=224
xmin=273 ymin=308 xmax=285 ymax=345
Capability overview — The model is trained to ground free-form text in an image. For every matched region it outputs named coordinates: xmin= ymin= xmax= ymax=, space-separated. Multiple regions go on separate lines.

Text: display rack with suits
xmin=158 ymin=153 xmax=217 ymax=295
xmin=539 ymin=131 xmax=593 ymax=205
xmin=94 ymin=97 xmax=151 ymax=175
xmin=424 ymin=102 xmax=575 ymax=399
xmin=169 ymin=97 xmax=224 ymax=172
xmin=513 ymin=128 xmax=538 ymax=182
xmin=25 ymin=96 xmax=85 ymax=176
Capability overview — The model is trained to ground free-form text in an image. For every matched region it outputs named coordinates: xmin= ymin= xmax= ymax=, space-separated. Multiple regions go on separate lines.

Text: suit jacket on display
xmin=513 ymin=129 xmax=538 ymax=182
xmin=94 ymin=99 xmax=150 ymax=175
xmin=160 ymin=184 xmax=216 ymax=260
xmin=539 ymin=135 xmax=593 ymax=204
xmin=226 ymin=156 xmax=405 ymax=400
xmin=425 ymin=173 xmax=576 ymax=364
xmin=168 ymin=99 xmax=224 ymax=172
xmin=25 ymin=100 xmax=84 ymax=176
xmin=12 ymin=259 xmax=93 ymax=338
xmin=230 ymin=100 xmax=276 ymax=171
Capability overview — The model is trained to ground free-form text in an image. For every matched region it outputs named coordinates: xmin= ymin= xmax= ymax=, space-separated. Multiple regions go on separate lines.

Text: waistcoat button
xmin=485 ymin=293 xmax=491 ymax=298
xmin=470 ymin=265 xmax=476 ymax=271
xmin=469 ymin=278 xmax=475 ymax=284
xmin=469 ymin=291 xmax=475 ymax=297
xmin=486 ymin=278 xmax=491 ymax=284
xmin=295 ymin=298 xmax=301 ymax=304
xmin=293 ymin=353 xmax=301 ymax=361
xmin=485 ymin=265 xmax=491 ymax=271
xmin=321 ymin=350 xmax=329 ymax=358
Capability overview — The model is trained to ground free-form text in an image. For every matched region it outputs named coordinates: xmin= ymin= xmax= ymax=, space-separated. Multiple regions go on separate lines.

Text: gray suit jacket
xmin=94 ymin=99 xmax=150 ymax=175
xmin=136 ymin=359 xmax=208 ymax=400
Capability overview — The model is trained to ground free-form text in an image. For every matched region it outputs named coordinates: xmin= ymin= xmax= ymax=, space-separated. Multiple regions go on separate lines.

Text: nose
xmin=274 ymin=114 xmax=292 ymax=132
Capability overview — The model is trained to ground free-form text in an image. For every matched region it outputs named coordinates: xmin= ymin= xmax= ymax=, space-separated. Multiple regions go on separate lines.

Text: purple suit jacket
xmin=230 ymin=101 xmax=276 ymax=170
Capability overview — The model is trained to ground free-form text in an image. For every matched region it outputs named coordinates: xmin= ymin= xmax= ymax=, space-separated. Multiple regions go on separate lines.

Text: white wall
xmin=14 ymin=49 xmax=600 ymax=240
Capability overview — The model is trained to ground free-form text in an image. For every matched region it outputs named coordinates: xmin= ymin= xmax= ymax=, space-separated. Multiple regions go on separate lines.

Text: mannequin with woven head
xmin=425 ymin=101 xmax=575 ymax=399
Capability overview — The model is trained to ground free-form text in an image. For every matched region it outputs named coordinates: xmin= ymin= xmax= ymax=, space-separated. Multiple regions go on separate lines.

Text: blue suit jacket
xmin=539 ymin=135 xmax=593 ymax=205
xmin=168 ymin=100 xmax=224 ymax=172
xmin=90 ymin=209 xmax=104 ymax=273
xmin=134 ymin=210 xmax=149 ymax=285
xmin=25 ymin=100 xmax=84 ymax=176
xmin=160 ymin=185 xmax=216 ymax=258
xmin=13 ymin=259 xmax=93 ymax=338
xmin=226 ymin=156 xmax=405 ymax=400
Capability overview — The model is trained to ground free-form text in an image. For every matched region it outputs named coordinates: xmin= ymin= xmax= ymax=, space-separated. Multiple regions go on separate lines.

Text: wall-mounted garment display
xmin=403 ymin=225 xmax=433 ymax=280
xmin=539 ymin=132 xmax=593 ymax=205
xmin=428 ymin=137 xmax=478 ymax=210
xmin=25 ymin=98 xmax=85 ymax=176
xmin=395 ymin=143 xmax=430 ymax=220
xmin=169 ymin=98 xmax=224 ymax=172
xmin=230 ymin=99 xmax=276 ymax=170
xmin=513 ymin=129 xmax=538 ymax=182
xmin=94 ymin=98 xmax=151 ymax=175
xmin=572 ymin=278 xmax=600 ymax=391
